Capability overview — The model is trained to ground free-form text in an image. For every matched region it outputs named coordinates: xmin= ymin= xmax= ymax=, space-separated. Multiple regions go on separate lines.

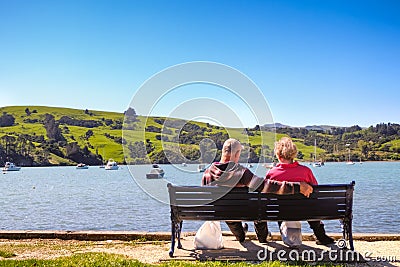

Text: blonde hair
xmin=274 ymin=137 xmax=297 ymax=161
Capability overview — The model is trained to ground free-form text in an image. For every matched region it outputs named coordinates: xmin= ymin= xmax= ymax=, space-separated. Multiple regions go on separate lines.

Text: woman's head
xmin=274 ymin=137 xmax=297 ymax=162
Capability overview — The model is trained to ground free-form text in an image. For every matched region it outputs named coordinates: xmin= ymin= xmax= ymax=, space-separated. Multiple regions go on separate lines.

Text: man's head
xmin=274 ymin=137 xmax=297 ymax=162
xmin=221 ymin=138 xmax=243 ymax=163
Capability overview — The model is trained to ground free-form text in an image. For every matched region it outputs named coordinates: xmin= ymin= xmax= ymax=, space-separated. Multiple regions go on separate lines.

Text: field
xmin=0 ymin=105 xmax=325 ymax=165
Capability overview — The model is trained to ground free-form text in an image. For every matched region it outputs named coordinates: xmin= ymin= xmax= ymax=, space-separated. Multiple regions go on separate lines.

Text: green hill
xmin=0 ymin=105 xmax=399 ymax=166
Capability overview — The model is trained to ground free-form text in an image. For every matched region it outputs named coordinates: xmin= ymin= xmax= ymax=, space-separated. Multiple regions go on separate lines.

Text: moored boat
xmin=263 ymin=162 xmax=276 ymax=169
xmin=312 ymin=162 xmax=322 ymax=167
xmin=76 ymin=163 xmax=89 ymax=169
xmin=105 ymin=159 xmax=119 ymax=170
xmin=146 ymin=164 xmax=165 ymax=179
xmin=3 ymin=162 xmax=21 ymax=171
xmin=197 ymin=164 xmax=206 ymax=172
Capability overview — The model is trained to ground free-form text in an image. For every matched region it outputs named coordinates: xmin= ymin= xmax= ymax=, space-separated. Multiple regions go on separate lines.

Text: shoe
xmin=258 ymin=231 xmax=271 ymax=243
xmin=311 ymin=222 xmax=335 ymax=245
xmin=315 ymin=235 xmax=335 ymax=245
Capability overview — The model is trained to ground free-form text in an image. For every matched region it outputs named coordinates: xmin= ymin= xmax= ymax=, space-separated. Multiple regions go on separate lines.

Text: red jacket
xmin=266 ymin=161 xmax=318 ymax=185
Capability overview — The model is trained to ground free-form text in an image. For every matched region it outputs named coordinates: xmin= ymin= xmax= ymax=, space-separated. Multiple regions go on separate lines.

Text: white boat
xmin=3 ymin=162 xmax=21 ymax=171
xmin=312 ymin=162 xmax=322 ymax=167
xmin=312 ymin=139 xmax=323 ymax=167
xmin=181 ymin=162 xmax=187 ymax=167
xmin=263 ymin=162 xmax=275 ymax=169
xmin=146 ymin=164 xmax=165 ymax=179
xmin=76 ymin=163 xmax=89 ymax=169
xmin=198 ymin=164 xmax=206 ymax=172
xmin=247 ymin=163 xmax=253 ymax=168
xmin=345 ymin=144 xmax=355 ymax=165
xmin=105 ymin=159 xmax=119 ymax=170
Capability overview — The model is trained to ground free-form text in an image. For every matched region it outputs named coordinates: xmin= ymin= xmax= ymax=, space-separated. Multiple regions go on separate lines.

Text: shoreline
xmin=5 ymin=160 xmax=400 ymax=168
xmin=0 ymin=230 xmax=399 ymax=242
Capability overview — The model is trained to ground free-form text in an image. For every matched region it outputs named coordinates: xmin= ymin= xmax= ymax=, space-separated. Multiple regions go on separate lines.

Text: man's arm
xmin=242 ymin=169 xmax=313 ymax=197
xmin=261 ymin=179 xmax=313 ymax=197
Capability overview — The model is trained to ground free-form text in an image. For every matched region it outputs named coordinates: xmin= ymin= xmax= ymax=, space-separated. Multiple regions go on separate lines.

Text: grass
xmin=0 ymin=252 xmax=346 ymax=267
xmin=0 ymin=105 xmax=325 ymax=164
xmin=0 ymin=240 xmax=347 ymax=266
xmin=0 ymin=250 xmax=15 ymax=258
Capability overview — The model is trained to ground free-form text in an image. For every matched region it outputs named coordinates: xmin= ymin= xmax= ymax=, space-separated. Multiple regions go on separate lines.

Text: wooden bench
xmin=167 ymin=181 xmax=355 ymax=257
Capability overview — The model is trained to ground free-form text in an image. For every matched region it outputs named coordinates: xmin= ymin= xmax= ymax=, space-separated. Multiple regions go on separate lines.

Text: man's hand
xmin=299 ymin=182 xmax=313 ymax=197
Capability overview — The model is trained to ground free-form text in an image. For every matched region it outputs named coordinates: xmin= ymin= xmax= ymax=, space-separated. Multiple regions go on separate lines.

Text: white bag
xmin=280 ymin=221 xmax=302 ymax=248
xmin=194 ymin=221 xmax=224 ymax=249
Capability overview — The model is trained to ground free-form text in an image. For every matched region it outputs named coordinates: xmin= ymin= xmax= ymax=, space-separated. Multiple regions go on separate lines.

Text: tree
xmin=0 ymin=113 xmax=15 ymax=127
xmin=43 ymin=114 xmax=65 ymax=141
xmin=84 ymin=130 xmax=94 ymax=140
xmin=124 ymin=107 xmax=138 ymax=123
xmin=25 ymin=108 xmax=31 ymax=116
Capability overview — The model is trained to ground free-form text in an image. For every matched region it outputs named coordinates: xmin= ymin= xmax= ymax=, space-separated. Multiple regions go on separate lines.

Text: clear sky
xmin=0 ymin=0 xmax=399 ymax=127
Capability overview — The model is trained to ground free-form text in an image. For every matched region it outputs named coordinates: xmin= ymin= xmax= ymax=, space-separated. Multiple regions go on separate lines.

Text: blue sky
xmin=0 ymin=0 xmax=399 ymax=127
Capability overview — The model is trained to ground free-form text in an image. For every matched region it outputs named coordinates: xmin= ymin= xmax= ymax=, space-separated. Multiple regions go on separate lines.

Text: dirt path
xmin=1 ymin=238 xmax=399 ymax=266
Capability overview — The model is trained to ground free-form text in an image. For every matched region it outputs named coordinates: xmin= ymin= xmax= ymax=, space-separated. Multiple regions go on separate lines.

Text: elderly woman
xmin=266 ymin=137 xmax=334 ymax=245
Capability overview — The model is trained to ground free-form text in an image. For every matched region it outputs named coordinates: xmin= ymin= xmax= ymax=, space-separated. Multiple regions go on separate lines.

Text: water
xmin=0 ymin=162 xmax=399 ymax=234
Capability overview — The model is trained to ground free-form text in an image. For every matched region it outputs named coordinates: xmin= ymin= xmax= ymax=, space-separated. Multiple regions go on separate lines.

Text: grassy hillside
xmin=1 ymin=105 xmax=398 ymax=166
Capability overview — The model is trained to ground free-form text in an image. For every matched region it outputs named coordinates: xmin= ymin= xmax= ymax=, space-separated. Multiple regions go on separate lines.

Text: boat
xmin=76 ymin=163 xmax=89 ymax=169
xmin=263 ymin=162 xmax=275 ymax=169
xmin=181 ymin=162 xmax=187 ymax=167
xmin=198 ymin=164 xmax=206 ymax=172
xmin=312 ymin=162 xmax=322 ymax=167
xmin=105 ymin=159 xmax=119 ymax=170
xmin=3 ymin=162 xmax=21 ymax=171
xmin=247 ymin=163 xmax=253 ymax=168
xmin=146 ymin=164 xmax=165 ymax=179
xmin=345 ymin=144 xmax=355 ymax=165
xmin=312 ymin=139 xmax=323 ymax=167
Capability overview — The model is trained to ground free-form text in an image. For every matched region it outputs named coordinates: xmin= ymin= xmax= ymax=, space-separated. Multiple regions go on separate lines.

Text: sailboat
xmin=346 ymin=144 xmax=355 ymax=165
xmin=312 ymin=139 xmax=322 ymax=167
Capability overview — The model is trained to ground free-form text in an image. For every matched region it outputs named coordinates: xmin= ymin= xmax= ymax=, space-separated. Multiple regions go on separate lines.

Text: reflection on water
xmin=0 ymin=162 xmax=399 ymax=233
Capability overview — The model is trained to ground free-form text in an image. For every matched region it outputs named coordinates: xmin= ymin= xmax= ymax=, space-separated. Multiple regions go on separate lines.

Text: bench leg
xmin=348 ymin=218 xmax=354 ymax=250
xmin=169 ymin=221 xmax=176 ymax=257
xmin=177 ymin=221 xmax=183 ymax=249
xmin=340 ymin=218 xmax=354 ymax=250
xmin=340 ymin=219 xmax=347 ymax=241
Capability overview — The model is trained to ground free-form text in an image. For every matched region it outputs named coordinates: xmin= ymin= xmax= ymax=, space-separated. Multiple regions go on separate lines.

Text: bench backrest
xmin=168 ymin=182 xmax=355 ymax=222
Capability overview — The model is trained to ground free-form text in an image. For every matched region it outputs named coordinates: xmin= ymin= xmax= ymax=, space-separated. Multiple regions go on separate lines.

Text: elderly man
xmin=202 ymin=138 xmax=313 ymax=243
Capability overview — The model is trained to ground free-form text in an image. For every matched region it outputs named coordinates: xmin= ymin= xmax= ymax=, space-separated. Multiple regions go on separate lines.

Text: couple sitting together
xmin=201 ymin=137 xmax=334 ymax=245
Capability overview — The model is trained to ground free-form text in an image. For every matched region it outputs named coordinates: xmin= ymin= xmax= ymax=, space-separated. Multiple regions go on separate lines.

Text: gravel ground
xmin=0 ymin=231 xmax=400 ymax=267
xmin=0 ymin=237 xmax=399 ymax=266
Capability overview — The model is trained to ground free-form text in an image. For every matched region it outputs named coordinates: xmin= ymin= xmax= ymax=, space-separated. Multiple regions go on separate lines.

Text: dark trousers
xmin=226 ymin=221 xmax=269 ymax=242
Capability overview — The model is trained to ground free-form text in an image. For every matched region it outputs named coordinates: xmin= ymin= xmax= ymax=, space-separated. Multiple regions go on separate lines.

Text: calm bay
xmin=0 ymin=162 xmax=399 ymax=234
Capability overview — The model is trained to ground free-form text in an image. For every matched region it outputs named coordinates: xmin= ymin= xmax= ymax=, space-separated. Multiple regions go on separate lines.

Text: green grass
xmin=0 ymin=250 xmax=15 ymax=258
xmin=0 ymin=105 xmax=327 ymax=164
xmin=0 ymin=252 xmax=346 ymax=267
